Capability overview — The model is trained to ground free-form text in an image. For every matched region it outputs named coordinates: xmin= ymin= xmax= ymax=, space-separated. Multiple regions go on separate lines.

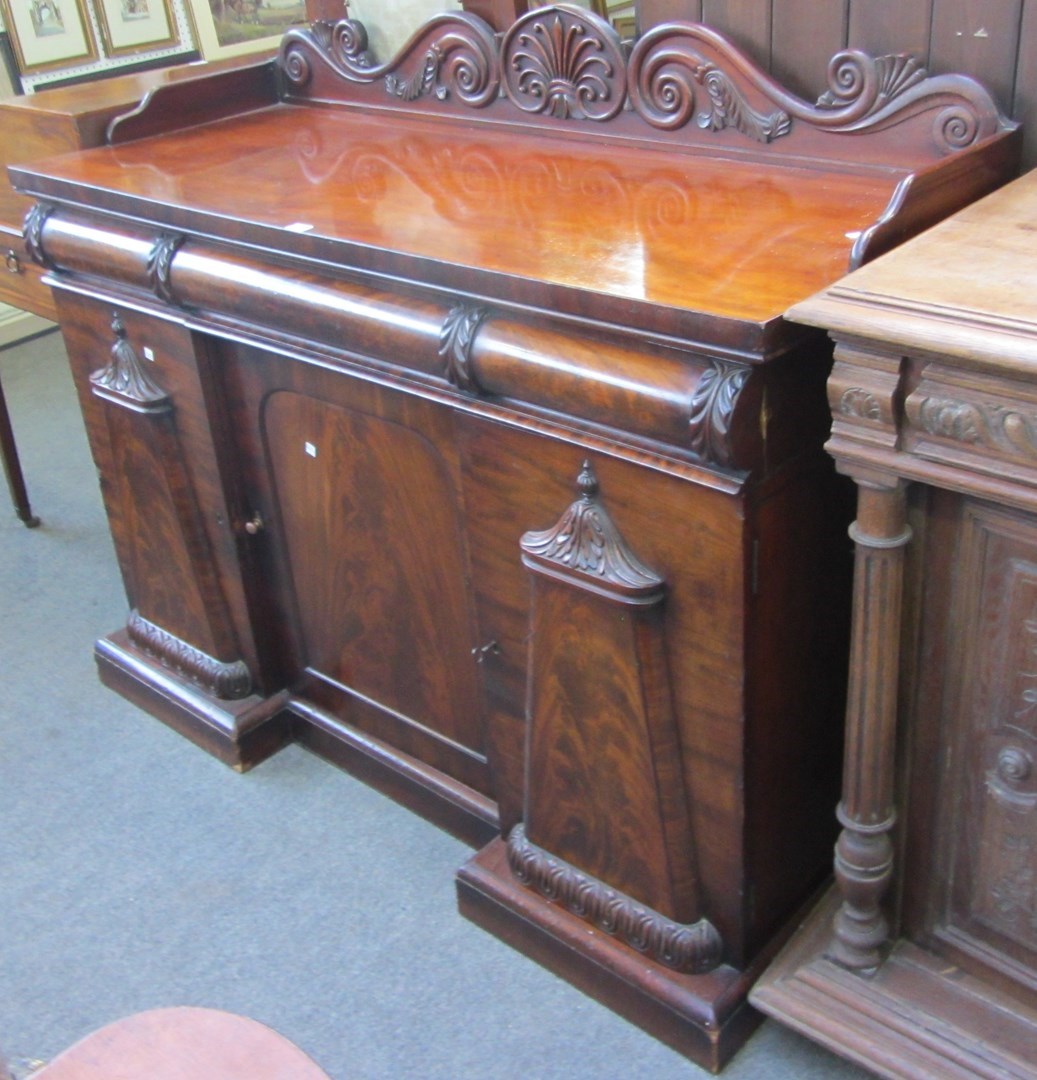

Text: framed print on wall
xmin=186 ymin=0 xmax=304 ymax=60
xmin=0 ymin=0 xmax=97 ymax=73
xmin=95 ymin=0 xmax=179 ymax=56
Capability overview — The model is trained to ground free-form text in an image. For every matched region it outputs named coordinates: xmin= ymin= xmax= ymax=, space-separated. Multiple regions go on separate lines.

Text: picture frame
xmin=95 ymin=0 xmax=179 ymax=56
xmin=0 ymin=0 xmax=98 ymax=74
xmin=185 ymin=0 xmax=303 ymax=61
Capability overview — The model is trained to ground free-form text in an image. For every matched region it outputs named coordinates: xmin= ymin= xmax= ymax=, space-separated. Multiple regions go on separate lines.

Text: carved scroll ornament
xmin=439 ymin=302 xmax=490 ymax=392
xmin=278 ymin=5 xmax=1008 ymax=154
xmin=908 ymin=392 xmax=1037 ymax=462
xmin=23 ymin=202 xmax=56 ymax=270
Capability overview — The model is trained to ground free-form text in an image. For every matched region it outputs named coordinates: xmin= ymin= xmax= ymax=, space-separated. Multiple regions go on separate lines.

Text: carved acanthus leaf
xmin=90 ymin=316 xmax=171 ymax=413
xmin=520 ymin=462 xmax=663 ymax=599
xmin=147 ymin=233 xmax=185 ymax=305
xmin=23 ymin=202 xmax=56 ymax=269
xmin=439 ymin=302 xmax=489 ymax=392
xmin=507 ymin=823 xmax=723 ymax=973
xmin=910 ymin=393 xmax=1037 ymax=460
xmin=128 ymin=610 xmax=252 ymax=700
xmin=687 ymin=360 xmax=750 ymax=468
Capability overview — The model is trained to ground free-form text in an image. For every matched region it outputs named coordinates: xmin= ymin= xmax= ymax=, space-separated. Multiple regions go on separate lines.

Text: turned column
xmin=829 ymin=478 xmax=911 ymax=971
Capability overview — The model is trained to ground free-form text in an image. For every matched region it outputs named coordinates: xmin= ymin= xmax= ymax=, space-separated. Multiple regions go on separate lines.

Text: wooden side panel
xmin=1014 ymin=0 xmax=1037 ymax=169
xmin=926 ymin=501 xmax=1037 ymax=997
xmin=929 ymin=0 xmax=1023 ymax=115
xmin=700 ymin=0 xmax=772 ymax=62
xmin=847 ymin=0 xmax=933 ymax=59
xmin=770 ymin=0 xmax=848 ymax=100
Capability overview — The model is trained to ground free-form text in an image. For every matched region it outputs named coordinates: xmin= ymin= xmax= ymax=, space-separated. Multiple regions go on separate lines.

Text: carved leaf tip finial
xmin=577 ymin=459 xmax=598 ymax=500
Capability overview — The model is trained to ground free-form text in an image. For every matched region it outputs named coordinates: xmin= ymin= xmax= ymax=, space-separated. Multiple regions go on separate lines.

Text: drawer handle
xmin=5 ymin=249 xmax=21 ymax=274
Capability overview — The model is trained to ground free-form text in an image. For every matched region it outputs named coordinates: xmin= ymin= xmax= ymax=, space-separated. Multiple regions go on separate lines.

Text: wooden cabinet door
xmin=909 ymin=493 xmax=1037 ymax=1001
xmin=220 ymin=340 xmax=493 ymax=798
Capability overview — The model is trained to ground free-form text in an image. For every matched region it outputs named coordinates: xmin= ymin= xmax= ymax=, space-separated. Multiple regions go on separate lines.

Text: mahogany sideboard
xmin=8 ymin=6 xmax=1019 ymax=1069
xmin=752 ymin=171 xmax=1037 ymax=1075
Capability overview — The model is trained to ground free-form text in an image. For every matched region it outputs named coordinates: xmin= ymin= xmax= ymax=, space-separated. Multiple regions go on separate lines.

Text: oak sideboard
xmin=753 ymin=169 xmax=1037 ymax=1078
xmin=9 ymin=5 xmax=1019 ymax=1069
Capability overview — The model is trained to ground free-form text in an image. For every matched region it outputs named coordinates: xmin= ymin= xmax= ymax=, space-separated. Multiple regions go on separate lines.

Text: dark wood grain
xmin=12 ymin=8 xmax=1022 ymax=1071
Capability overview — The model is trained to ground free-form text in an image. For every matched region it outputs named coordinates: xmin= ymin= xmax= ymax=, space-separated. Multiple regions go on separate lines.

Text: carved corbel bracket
xmin=827 ymin=340 xmax=907 ymax=460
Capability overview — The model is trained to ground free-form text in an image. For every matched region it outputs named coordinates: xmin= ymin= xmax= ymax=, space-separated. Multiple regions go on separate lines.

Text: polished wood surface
xmin=32 ymin=1008 xmax=330 ymax=1079
xmin=18 ymin=105 xmax=901 ymax=332
xmin=752 ymin=168 xmax=1037 ymax=1079
xmin=10 ymin=5 xmax=1021 ymax=1071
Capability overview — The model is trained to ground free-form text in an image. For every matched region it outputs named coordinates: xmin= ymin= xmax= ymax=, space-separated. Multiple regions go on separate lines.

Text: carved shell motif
xmin=501 ymin=8 xmax=626 ymax=121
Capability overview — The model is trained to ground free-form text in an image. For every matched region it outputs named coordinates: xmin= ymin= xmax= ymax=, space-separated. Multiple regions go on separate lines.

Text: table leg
xmin=0 ymin=366 xmax=40 ymax=527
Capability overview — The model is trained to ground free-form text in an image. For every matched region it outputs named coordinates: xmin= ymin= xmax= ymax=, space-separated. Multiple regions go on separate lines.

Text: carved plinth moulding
xmin=279 ymin=5 xmax=1008 ymax=155
xmin=128 ymin=610 xmax=253 ymax=700
xmin=90 ymin=316 xmax=171 ymax=414
xmin=506 ymin=823 xmax=723 ymax=973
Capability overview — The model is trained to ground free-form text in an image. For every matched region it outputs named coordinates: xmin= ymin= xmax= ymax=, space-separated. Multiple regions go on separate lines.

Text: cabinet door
xmin=221 ymin=341 xmax=492 ymax=797
xmin=912 ymin=494 xmax=1037 ymax=1000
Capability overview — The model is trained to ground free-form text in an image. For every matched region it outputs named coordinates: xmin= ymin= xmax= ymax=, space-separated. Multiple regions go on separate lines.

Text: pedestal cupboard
xmin=753 ymin=170 xmax=1037 ymax=1079
xmin=9 ymin=5 xmax=1018 ymax=1069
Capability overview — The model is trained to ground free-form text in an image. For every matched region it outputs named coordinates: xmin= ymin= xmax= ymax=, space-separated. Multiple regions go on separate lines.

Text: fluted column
xmin=829 ymin=479 xmax=911 ymax=972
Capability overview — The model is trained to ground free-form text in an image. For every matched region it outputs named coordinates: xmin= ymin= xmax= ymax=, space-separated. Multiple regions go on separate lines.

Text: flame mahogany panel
xmin=12 ymin=4 xmax=1023 ymax=1072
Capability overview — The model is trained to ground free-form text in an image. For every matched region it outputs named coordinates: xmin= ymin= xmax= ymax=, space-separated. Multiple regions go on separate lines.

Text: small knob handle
xmin=243 ymin=512 xmax=264 ymax=535
xmin=5 ymin=250 xmax=21 ymax=274
xmin=471 ymin=640 xmax=500 ymax=663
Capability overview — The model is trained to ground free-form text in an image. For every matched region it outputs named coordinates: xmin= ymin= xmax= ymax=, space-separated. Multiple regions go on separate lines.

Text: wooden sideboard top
xmin=13 ymin=103 xmax=900 ymax=330
xmin=8 ymin=5 xmax=1020 ymax=355
xmin=789 ymin=169 xmax=1037 ymax=369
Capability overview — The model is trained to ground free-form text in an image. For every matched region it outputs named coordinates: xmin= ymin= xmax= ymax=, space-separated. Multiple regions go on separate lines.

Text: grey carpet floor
xmin=0 ymin=329 xmax=870 ymax=1078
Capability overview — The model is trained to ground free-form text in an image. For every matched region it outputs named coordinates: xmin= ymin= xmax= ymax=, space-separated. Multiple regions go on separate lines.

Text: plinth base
xmin=752 ymin=887 xmax=1037 ymax=1080
xmin=456 ymin=837 xmax=767 ymax=1073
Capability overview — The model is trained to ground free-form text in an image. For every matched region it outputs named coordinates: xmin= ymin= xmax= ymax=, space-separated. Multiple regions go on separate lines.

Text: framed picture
xmin=95 ymin=0 xmax=179 ymax=56
xmin=186 ymin=0 xmax=304 ymax=61
xmin=0 ymin=0 xmax=97 ymax=73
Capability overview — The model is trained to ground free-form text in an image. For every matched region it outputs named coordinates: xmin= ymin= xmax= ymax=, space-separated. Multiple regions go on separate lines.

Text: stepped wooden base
xmin=751 ymin=888 xmax=1037 ymax=1080
xmin=95 ymin=631 xmax=292 ymax=772
xmin=456 ymin=837 xmax=766 ymax=1073
xmin=95 ymin=631 xmax=499 ymax=846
